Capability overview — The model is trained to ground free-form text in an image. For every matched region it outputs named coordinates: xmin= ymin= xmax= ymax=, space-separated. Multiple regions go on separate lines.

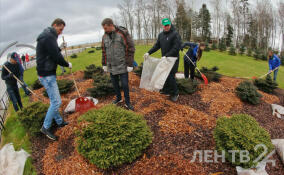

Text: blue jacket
xmin=181 ymin=42 xmax=198 ymax=63
xmin=268 ymin=54 xmax=281 ymax=70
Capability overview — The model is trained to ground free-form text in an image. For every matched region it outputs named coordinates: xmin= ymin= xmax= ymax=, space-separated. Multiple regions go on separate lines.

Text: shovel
xmin=62 ymin=36 xmax=95 ymax=112
xmin=182 ymin=50 xmax=208 ymax=85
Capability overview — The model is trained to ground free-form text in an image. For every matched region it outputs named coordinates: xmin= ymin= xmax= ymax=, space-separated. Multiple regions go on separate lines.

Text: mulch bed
xmin=29 ymin=72 xmax=284 ymax=175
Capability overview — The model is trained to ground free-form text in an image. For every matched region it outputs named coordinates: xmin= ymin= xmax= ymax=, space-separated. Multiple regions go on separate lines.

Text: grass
xmin=1 ymin=45 xmax=283 ymax=175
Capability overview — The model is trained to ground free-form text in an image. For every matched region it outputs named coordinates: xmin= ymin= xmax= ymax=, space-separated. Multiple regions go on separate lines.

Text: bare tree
xmin=118 ymin=0 xmax=135 ymax=37
xmin=210 ymin=0 xmax=222 ymax=43
xmin=279 ymin=2 xmax=284 ymax=52
xmin=134 ymin=0 xmax=143 ymax=40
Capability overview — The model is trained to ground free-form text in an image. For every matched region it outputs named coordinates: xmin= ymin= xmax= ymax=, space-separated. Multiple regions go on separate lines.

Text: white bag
xmin=0 ymin=143 xmax=30 ymax=175
xmin=139 ymin=56 xmax=177 ymax=92
xmin=236 ymin=162 xmax=268 ymax=175
xmin=175 ymin=73 xmax=185 ymax=79
xmin=64 ymin=97 xmax=98 ymax=113
xmin=272 ymin=139 xmax=284 ymax=164
xmin=271 ymin=104 xmax=284 ymax=119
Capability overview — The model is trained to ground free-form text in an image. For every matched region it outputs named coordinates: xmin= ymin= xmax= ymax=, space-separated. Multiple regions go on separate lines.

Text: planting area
xmin=27 ymin=70 xmax=284 ymax=175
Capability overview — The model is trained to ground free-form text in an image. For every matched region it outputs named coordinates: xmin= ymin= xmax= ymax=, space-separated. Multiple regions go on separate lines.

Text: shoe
xmin=170 ymin=94 xmax=179 ymax=102
xmin=40 ymin=126 xmax=57 ymax=141
xmin=125 ymin=103 xmax=134 ymax=111
xmin=58 ymin=121 xmax=69 ymax=128
xmin=112 ymin=98 xmax=123 ymax=105
xmin=159 ymin=91 xmax=170 ymax=96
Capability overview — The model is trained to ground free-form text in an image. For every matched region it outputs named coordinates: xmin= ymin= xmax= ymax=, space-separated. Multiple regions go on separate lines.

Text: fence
xmin=0 ymin=90 xmax=9 ymax=143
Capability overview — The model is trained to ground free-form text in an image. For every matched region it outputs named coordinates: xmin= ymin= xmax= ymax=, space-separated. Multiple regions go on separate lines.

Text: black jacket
xmin=36 ymin=27 xmax=69 ymax=76
xmin=1 ymin=61 xmax=21 ymax=86
xmin=148 ymin=25 xmax=181 ymax=58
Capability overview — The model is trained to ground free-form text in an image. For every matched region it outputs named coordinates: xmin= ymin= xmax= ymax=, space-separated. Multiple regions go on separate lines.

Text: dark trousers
xmin=184 ymin=57 xmax=196 ymax=80
xmin=6 ymin=84 xmax=23 ymax=112
xmin=162 ymin=59 xmax=179 ymax=96
xmin=110 ymin=72 xmax=131 ymax=105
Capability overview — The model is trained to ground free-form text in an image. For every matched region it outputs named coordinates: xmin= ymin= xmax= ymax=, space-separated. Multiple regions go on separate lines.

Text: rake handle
xmin=182 ymin=50 xmax=203 ymax=75
xmin=259 ymin=67 xmax=279 ymax=79
xmin=62 ymin=36 xmax=81 ymax=97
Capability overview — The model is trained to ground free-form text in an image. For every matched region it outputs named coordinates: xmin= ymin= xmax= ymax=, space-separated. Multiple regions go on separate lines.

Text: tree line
xmin=117 ymin=0 xmax=284 ymax=59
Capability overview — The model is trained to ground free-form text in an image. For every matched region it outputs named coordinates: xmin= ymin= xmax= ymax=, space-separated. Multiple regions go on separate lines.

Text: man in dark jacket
xmin=36 ymin=18 xmax=72 ymax=140
xmin=21 ymin=54 xmax=26 ymax=69
xmin=1 ymin=54 xmax=23 ymax=112
xmin=144 ymin=18 xmax=181 ymax=102
xmin=101 ymin=18 xmax=135 ymax=110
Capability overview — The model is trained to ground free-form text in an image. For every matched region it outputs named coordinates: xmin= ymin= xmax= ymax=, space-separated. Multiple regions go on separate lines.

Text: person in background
xmin=101 ymin=18 xmax=135 ymax=110
xmin=1 ymin=54 xmax=23 ymax=112
xmin=21 ymin=54 xmax=26 ymax=69
xmin=10 ymin=52 xmax=31 ymax=96
xmin=36 ymin=18 xmax=72 ymax=140
xmin=25 ymin=53 xmax=30 ymax=68
xmin=144 ymin=18 xmax=181 ymax=102
xmin=268 ymin=50 xmax=281 ymax=81
xmin=181 ymin=42 xmax=206 ymax=80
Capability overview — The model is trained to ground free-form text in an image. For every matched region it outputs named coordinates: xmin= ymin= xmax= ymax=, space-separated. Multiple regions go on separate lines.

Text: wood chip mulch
xmin=29 ymin=72 xmax=284 ymax=175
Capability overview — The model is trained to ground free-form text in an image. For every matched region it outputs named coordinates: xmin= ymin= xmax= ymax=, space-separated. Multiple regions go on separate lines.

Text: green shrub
xmin=17 ymin=102 xmax=49 ymax=136
xmin=214 ymin=114 xmax=274 ymax=168
xmin=96 ymin=47 xmax=102 ymax=50
xmin=229 ymin=44 xmax=236 ymax=56
xmin=177 ymin=79 xmax=199 ymax=95
xmin=253 ymin=49 xmax=261 ymax=60
xmin=195 ymin=66 xmax=222 ymax=82
xmin=44 ymin=79 xmax=74 ymax=97
xmin=253 ymin=75 xmax=278 ymax=94
xmin=239 ymin=44 xmax=245 ymax=55
xmin=87 ymin=74 xmax=115 ymax=97
xmin=70 ymin=54 xmax=78 ymax=58
xmin=134 ymin=62 xmax=143 ymax=77
xmin=218 ymin=39 xmax=226 ymax=52
xmin=235 ymin=81 xmax=262 ymax=105
xmin=31 ymin=79 xmax=43 ymax=90
xmin=84 ymin=64 xmax=104 ymax=79
xmin=211 ymin=42 xmax=217 ymax=50
xmin=76 ymin=105 xmax=153 ymax=169
xmin=247 ymin=48 xmax=252 ymax=57
xmin=88 ymin=50 xmax=95 ymax=53
xmin=204 ymin=42 xmax=210 ymax=52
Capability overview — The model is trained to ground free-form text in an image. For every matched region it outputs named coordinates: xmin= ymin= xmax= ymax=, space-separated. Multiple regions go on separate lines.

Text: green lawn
xmin=1 ymin=45 xmax=283 ymax=175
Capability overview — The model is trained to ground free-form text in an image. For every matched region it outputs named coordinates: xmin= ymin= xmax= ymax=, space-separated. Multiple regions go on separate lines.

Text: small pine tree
xmin=211 ymin=42 xmax=217 ymax=50
xmin=253 ymin=75 xmax=278 ymax=94
xmin=235 ymin=81 xmax=262 ymax=105
xmin=253 ymin=49 xmax=261 ymax=60
xmin=204 ymin=42 xmax=210 ymax=52
xmin=229 ymin=44 xmax=236 ymax=56
xmin=218 ymin=39 xmax=226 ymax=52
xmin=247 ymin=48 xmax=252 ymax=57
xmin=239 ymin=44 xmax=245 ymax=55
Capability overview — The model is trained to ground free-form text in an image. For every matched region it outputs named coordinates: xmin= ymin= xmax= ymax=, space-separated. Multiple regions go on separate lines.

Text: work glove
xmin=143 ymin=53 xmax=149 ymax=61
xmin=103 ymin=66 xmax=107 ymax=72
xmin=127 ymin=67 xmax=133 ymax=72
xmin=8 ymin=72 xmax=14 ymax=78
xmin=68 ymin=62 xmax=72 ymax=69
xmin=161 ymin=56 xmax=166 ymax=60
xmin=60 ymin=42 xmax=67 ymax=49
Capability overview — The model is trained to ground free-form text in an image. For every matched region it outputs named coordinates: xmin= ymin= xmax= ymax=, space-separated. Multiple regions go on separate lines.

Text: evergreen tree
xmin=204 ymin=42 xmax=210 ymax=52
xmin=175 ymin=1 xmax=191 ymax=40
xmin=226 ymin=24 xmax=233 ymax=47
xmin=219 ymin=38 xmax=226 ymax=52
xmin=239 ymin=44 xmax=246 ymax=55
xmin=211 ymin=41 xmax=217 ymax=50
xmin=253 ymin=48 xmax=261 ymax=60
xmin=198 ymin=4 xmax=211 ymax=42
xmin=229 ymin=44 xmax=236 ymax=56
xmin=247 ymin=48 xmax=252 ymax=57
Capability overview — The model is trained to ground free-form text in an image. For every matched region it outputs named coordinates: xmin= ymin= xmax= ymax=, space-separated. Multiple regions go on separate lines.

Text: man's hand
xmin=8 ymin=72 xmax=14 ymax=78
xmin=161 ymin=56 xmax=166 ymax=60
xmin=103 ymin=66 xmax=107 ymax=72
xmin=143 ymin=53 xmax=149 ymax=61
xmin=68 ymin=62 xmax=72 ymax=69
xmin=127 ymin=67 xmax=133 ymax=72
xmin=60 ymin=42 xmax=67 ymax=49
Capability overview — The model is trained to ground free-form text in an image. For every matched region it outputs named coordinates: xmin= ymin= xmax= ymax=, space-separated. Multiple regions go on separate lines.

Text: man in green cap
xmin=144 ymin=18 xmax=181 ymax=102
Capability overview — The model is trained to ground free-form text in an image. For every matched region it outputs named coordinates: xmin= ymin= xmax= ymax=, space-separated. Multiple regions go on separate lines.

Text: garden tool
xmin=62 ymin=36 xmax=96 ymax=112
xmin=182 ymin=50 xmax=208 ymax=85
xmin=2 ymin=65 xmax=43 ymax=101
xmin=252 ymin=66 xmax=279 ymax=80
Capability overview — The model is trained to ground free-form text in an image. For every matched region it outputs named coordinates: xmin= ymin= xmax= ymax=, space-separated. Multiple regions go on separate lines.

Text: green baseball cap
xmin=162 ymin=18 xmax=171 ymax=26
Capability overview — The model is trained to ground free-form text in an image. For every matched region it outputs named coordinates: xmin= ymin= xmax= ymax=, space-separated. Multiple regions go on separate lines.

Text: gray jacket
xmin=102 ymin=26 xmax=135 ymax=75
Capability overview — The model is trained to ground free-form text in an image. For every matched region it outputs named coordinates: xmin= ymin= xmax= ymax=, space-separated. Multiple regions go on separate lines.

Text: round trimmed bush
xmin=43 ymin=79 xmax=74 ymax=97
xmin=235 ymin=81 xmax=262 ymax=105
xmin=253 ymin=75 xmax=278 ymax=94
xmin=76 ymin=105 xmax=153 ymax=169
xmin=214 ymin=114 xmax=274 ymax=168
xmin=195 ymin=66 xmax=222 ymax=82
xmin=17 ymin=102 xmax=49 ymax=136
xmin=177 ymin=79 xmax=199 ymax=95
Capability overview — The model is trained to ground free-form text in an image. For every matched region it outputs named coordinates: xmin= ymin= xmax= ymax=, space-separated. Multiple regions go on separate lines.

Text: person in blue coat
xmin=268 ymin=50 xmax=281 ymax=81
xmin=181 ymin=42 xmax=205 ymax=80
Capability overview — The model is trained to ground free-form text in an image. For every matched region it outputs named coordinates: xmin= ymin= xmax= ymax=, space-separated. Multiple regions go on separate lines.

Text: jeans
xmin=273 ymin=69 xmax=278 ymax=81
xmin=184 ymin=57 xmax=196 ymax=80
xmin=19 ymin=75 xmax=30 ymax=95
xmin=110 ymin=72 xmax=131 ymax=105
xmin=6 ymin=84 xmax=23 ymax=112
xmin=39 ymin=75 xmax=63 ymax=129
xmin=162 ymin=59 xmax=179 ymax=96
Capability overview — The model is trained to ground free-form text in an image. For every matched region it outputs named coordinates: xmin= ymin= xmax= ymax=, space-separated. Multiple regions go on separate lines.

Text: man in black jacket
xmin=144 ymin=18 xmax=181 ymax=102
xmin=36 ymin=18 xmax=72 ymax=141
xmin=1 ymin=54 xmax=23 ymax=112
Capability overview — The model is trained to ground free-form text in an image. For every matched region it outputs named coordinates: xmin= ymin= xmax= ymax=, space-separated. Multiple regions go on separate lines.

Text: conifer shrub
xmin=204 ymin=42 xmax=210 ymax=52
xmin=76 ymin=105 xmax=153 ymax=169
xmin=17 ymin=102 xmax=49 ymax=136
xmin=84 ymin=64 xmax=104 ymax=79
xmin=229 ymin=44 xmax=236 ymax=56
xmin=177 ymin=79 xmax=199 ymax=95
xmin=87 ymin=74 xmax=115 ymax=97
xmin=43 ymin=79 xmax=74 ymax=97
xmin=253 ymin=75 xmax=278 ymax=94
xmin=195 ymin=66 xmax=222 ymax=82
xmin=239 ymin=44 xmax=245 ymax=55
xmin=214 ymin=114 xmax=274 ymax=168
xmin=70 ymin=54 xmax=78 ymax=58
xmin=235 ymin=81 xmax=262 ymax=105
xmin=88 ymin=50 xmax=95 ymax=53
xmin=211 ymin=42 xmax=217 ymax=50
xmin=31 ymin=79 xmax=43 ymax=90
